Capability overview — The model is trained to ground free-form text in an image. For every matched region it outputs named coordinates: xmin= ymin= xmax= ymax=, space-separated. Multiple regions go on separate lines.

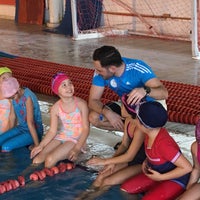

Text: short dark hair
xmin=93 ymin=46 xmax=123 ymax=68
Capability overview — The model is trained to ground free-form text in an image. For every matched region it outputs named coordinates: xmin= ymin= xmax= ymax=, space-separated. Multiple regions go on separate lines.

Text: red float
xmin=50 ymin=166 xmax=59 ymax=175
xmin=2 ymin=181 xmax=12 ymax=192
xmin=34 ymin=170 xmax=46 ymax=181
xmin=66 ymin=163 xmax=74 ymax=170
xmin=8 ymin=179 xmax=20 ymax=190
xmin=43 ymin=168 xmax=54 ymax=177
xmin=18 ymin=176 xmax=25 ymax=187
xmin=57 ymin=162 xmax=67 ymax=173
xmin=0 ymin=184 xmax=6 ymax=194
xmin=30 ymin=173 xmax=39 ymax=181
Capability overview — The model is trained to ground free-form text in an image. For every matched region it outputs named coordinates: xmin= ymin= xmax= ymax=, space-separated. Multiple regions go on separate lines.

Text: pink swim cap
xmin=1 ymin=77 xmax=20 ymax=98
xmin=51 ymin=72 xmax=69 ymax=95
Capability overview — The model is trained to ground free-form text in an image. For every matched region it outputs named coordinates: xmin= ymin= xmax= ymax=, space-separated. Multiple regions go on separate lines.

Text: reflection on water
xmin=0 ymin=148 xmax=32 ymax=182
xmin=0 ymin=138 xmax=126 ymax=199
xmin=0 ymin=166 xmax=135 ymax=200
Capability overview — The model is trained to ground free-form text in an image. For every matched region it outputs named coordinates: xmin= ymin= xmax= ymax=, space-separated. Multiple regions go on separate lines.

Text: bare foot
xmin=74 ymin=186 xmax=99 ymax=200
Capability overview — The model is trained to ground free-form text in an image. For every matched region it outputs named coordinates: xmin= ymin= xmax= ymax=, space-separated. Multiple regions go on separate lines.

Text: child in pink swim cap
xmin=51 ymin=72 xmax=69 ymax=95
xmin=31 ymin=72 xmax=89 ymax=168
xmin=0 ymin=77 xmax=43 ymax=152
xmin=1 ymin=76 xmax=19 ymax=98
xmin=178 ymin=120 xmax=200 ymax=199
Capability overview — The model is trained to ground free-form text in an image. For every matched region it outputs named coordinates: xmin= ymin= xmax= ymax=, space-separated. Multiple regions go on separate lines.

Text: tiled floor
xmin=0 ymin=18 xmax=200 ymax=85
xmin=0 ymin=18 xmax=198 ymax=147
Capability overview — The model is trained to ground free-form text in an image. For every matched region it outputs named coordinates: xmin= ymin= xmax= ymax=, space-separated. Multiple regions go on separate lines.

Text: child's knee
xmin=102 ymin=177 xmax=114 ymax=187
xmin=121 ymin=173 xmax=155 ymax=194
xmin=143 ymin=181 xmax=184 ymax=200
xmin=45 ymin=154 xmax=56 ymax=168
xmin=32 ymin=156 xmax=42 ymax=164
xmin=89 ymin=111 xmax=101 ymax=126
xmin=32 ymin=152 xmax=46 ymax=164
xmin=93 ymin=174 xmax=105 ymax=187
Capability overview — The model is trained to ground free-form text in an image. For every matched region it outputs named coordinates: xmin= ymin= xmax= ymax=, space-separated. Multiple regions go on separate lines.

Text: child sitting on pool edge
xmin=178 ymin=119 xmax=200 ymax=199
xmin=120 ymin=101 xmax=192 ymax=200
xmin=75 ymin=95 xmax=146 ymax=200
xmin=30 ymin=72 xmax=89 ymax=168
xmin=0 ymin=77 xmax=43 ymax=152
xmin=0 ymin=67 xmax=15 ymax=134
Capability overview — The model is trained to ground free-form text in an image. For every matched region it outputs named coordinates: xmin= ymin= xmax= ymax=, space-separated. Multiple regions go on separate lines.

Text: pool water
xmin=0 ymin=145 xmax=138 ymax=200
xmin=0 ymin=123 xmax=193 ymax=200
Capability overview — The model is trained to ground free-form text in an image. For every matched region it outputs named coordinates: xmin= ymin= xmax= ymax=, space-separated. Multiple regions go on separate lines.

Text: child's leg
xmin=93 ymin=163 xmax=128 ymax=188
xmin=143 ymin=180 xmax=184 ymax=200
xmin=0 ymin=127 xmax=23 ymax=152
xmin=101 ymin=164 xmax=142 ymax=188
xmin=120 ymin=173 xmax=157 ymax=194
xmin=44 ymin=140 xmax=75 ymax=168
xmin=36 ymin=123 xmax=44 ymax=141
xmin=2 ymin=132 xmax=33 ymax=152
xmin=33 ymin=139 xmax=61 ymax=165
xmin=178 ymin=183 xmax=200 ymax=200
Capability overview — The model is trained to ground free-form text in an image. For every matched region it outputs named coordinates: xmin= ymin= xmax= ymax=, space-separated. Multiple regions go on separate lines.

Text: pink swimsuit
xmin=0 ymin=99 xmax=11 ymax=134
xmin=54 ymin=99 xmax=82 ymax=144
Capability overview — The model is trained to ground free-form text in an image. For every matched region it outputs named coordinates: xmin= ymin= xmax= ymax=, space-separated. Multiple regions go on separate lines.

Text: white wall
xmin=0 ymin=4 xmax=15 ymax=19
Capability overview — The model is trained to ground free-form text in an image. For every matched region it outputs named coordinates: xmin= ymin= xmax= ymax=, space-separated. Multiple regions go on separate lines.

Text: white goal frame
xmin=192 ymin=0 xmax=200 ymax=59
xmin=70 ymin=0 xmax=104 ymax=40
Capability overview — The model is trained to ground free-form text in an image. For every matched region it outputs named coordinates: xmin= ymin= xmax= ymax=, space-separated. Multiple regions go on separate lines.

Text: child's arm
xmin=26 ymin=97 xmax=40 ymax=146
xmin=87 ymin=106 xmax=131 ymax=166
xmin=87 ymin=119 xmax=145 ymax=166
xmin=8 ymin=101 xmax=16 ymax=129
xmin=147 ymin=154 xmax=192 ymax=181
xmin=186 ymin=141 xmax=200 ymax=189
xmin=68 ymin=98 xmax=89 ymax=161
xmin=38 ymin=104 xmax=59 ymax=148
xmin=30 ymin=103 xmax=58 ymax=159
xmin=87 ymin=117 xmax=131 ymax=174
xmin=112 ymin=117 xmax=132 ymax=157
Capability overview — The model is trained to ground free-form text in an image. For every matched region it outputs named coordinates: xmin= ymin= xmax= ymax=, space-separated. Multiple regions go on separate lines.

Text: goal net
xmin=71 ymin=0 xmax=200 ymax=59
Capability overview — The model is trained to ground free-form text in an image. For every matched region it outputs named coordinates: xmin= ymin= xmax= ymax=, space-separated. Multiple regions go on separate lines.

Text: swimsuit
xmin=55 ymin=98 xmax=82 ymax=144
xmin=0 ymin=99 xmax=11 ymax=134
xmin=0 ymin=88 xmax=43 ymax=152
xmin=121 ymin=128 xmax=191 ymax=199
xmin=126 ymin=121 xmax=146 ymax=166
